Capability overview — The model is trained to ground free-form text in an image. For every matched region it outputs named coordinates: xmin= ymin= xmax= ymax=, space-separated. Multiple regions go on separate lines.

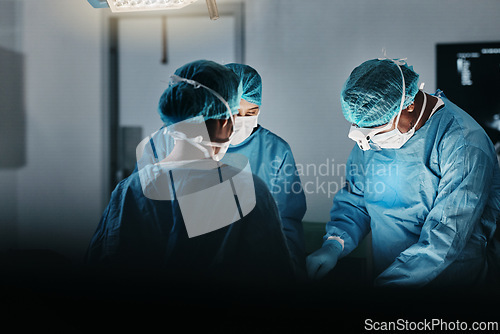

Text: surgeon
xmin=225 ymin=63 xmax=307 ymax=276
xmin=306 ymin=58 xmax=500 ymax=287
xmin=86 ymin=60 xmax=295 ymax=286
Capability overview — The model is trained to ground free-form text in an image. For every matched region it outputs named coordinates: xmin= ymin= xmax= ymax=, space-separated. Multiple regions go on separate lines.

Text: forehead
xmin=239 ymin=99 xmax=259 ymax=109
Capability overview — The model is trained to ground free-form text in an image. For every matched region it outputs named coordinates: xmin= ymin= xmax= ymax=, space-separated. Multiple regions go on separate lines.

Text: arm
xmin=306 ymin=147 xmax=371 ymax=280
xmin=324 ymin=147 xmax=371 ymax=258
xmin=375 ymin=144 xmax=495 ymax=287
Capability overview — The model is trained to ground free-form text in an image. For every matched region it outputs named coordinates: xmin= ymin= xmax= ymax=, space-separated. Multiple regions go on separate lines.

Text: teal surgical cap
xmin=340 ymin=58 xmax=420 ymax=128
xmin=225 ymin=63 xmax=262 ymax=106
xmin=158 ymin=60 xmax=242 ymax=126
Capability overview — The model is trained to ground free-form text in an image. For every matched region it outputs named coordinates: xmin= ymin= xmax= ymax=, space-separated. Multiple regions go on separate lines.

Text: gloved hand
xmin=306 ymin=239 xmax=343 ymax=280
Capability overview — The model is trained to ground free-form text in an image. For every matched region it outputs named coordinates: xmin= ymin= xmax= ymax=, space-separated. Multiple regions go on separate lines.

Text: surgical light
xmin=87 ymin=0 xmax=220 ymax=20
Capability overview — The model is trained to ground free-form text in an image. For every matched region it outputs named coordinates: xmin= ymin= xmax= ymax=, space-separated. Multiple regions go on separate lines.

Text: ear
xmin=406 ymin=103 xmax=415 ymax=113
xmin=221 ymin=118 xmax=230 ymax=127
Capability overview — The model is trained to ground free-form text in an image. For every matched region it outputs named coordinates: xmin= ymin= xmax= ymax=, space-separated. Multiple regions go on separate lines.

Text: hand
xmin=306 ymin=239 xmax=343 ymax=280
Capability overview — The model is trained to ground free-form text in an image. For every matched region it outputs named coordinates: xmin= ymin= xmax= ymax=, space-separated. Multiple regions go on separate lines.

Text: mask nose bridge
xmin=348 ymin=115 xmax=397 ymax=151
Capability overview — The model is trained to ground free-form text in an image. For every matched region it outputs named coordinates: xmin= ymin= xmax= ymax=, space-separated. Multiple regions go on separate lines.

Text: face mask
xmin=231 ymin=115 xmax=258 ymax=145
xmin=348 ymin=118 xmax=396 ymax=151
xmin=202 ymin=127 xmax=234 ymax=161
xmin=168 ymin=118 xmax=235 ymax=162
xmin=370 ymin=91 xmax=426 ymax=149
xmin=168 ymin=75 xmax=236 ymax=161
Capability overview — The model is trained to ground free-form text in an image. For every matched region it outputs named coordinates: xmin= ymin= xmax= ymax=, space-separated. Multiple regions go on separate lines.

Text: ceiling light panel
xmin=106 ymin=0 xmax=200 ymax=13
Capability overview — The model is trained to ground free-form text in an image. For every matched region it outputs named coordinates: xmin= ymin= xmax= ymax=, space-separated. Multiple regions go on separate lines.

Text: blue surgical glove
xmin=306 ymin=239 xmax=343 ymax=280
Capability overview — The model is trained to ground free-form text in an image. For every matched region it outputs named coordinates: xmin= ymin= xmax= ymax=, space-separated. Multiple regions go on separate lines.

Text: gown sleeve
xmin=324 ymin=146 xmax=371 ymax=257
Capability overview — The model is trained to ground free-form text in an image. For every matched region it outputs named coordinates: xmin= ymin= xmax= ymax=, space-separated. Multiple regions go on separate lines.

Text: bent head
xmin=341 ymin=58 xmax=420 ymax=128
xmin=158 ymin=60 xmax=242 ymax=160
xmin=342 ymin=58 xmax=422 ymax=150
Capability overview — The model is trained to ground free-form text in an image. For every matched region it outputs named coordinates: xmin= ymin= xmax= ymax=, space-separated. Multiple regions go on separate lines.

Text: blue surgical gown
xmin=137 ymin=125 xmax=308 ymax=275
xmin=325 ymin=92 xmax=500 ymax=287
xmin=86 ymin=161 xmax=295 ymax=284
xmin=227 ymin=126 xmax=307 ymax=274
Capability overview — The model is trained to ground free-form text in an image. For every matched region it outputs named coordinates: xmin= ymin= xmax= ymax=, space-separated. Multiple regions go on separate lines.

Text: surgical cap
xmin=225 ymin=63 xmax=262 ymax=106
xmin=158 ymin=60 xmax=242 ymax=126
xmin=340 ymin=59 xmax=420 ymax=128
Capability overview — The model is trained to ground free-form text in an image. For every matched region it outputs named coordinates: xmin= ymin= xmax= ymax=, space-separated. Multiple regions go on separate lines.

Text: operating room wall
xmin=1 ymin=0 xmax=499 ymax=263
xmin=0 ymin=0 xmax=104 ymax=261
xmin=0 ymin=0 xmax=24 ymax=251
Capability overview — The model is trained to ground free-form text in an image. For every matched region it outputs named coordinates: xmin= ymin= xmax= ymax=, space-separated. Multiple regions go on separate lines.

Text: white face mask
xmin=348 ymin=118 xmax=395 ymax=151
xmin=231 ymin=115 xmax=259 ymax=145
xmin=168 ymin=74 xmax=236 ymax=161
xmin=370 ymin=91 xmax=426 ymax=149
xmin=202 ymin=129 xmax=234 ymax=161
xmin=168 ymin=118 xmax=235 ymax=162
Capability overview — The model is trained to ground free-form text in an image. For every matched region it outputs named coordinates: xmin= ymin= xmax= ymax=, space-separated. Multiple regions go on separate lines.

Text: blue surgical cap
xmin=158 ymin=60 xmax=242 ymax=126
xmin=225 ymin=63 xmax=262 ymax=106
xmin=340 ymin=59 xmax=420 ymax=128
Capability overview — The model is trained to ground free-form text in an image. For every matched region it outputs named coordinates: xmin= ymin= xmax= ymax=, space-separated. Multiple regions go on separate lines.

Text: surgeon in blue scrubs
xmin=225 ymin=63 xmax=307 ymax=276
xmin=86 ymin=60 xmax=295 ymax=286
xmin=306 ymin=58 xmax=500 ymax=287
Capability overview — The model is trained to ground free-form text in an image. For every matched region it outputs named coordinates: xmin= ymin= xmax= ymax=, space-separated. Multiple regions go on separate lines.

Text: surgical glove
xmin=306 ymin=239 xmax=343 ymax=280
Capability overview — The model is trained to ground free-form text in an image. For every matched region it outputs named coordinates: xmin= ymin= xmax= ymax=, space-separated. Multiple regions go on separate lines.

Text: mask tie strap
xmin=167 ymin=130 xmax=211 ymax=159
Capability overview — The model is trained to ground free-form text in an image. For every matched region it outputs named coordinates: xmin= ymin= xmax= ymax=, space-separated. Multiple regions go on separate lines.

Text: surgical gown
xmin=86 ymin=160 xmax=295 ymax=285
xmin=136 ymin=125 xmax=307 ymax=275
xmin=227 ymin=126 xmax=307 ymax=275
xmin=325 ymin=92 xmax=500 ymax=287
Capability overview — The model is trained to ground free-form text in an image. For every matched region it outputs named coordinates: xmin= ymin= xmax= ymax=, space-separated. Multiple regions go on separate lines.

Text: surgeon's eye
xmin=246 ymin=108 xmax=259 ymax=116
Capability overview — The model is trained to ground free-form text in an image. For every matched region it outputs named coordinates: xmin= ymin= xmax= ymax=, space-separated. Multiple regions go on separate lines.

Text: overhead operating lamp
xmin=88 ymin=0 xmax=219 ymax=20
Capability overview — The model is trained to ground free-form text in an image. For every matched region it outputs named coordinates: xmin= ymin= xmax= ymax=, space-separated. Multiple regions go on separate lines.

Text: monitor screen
xmin=436 ymin=42 xmax=500 ymax=148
